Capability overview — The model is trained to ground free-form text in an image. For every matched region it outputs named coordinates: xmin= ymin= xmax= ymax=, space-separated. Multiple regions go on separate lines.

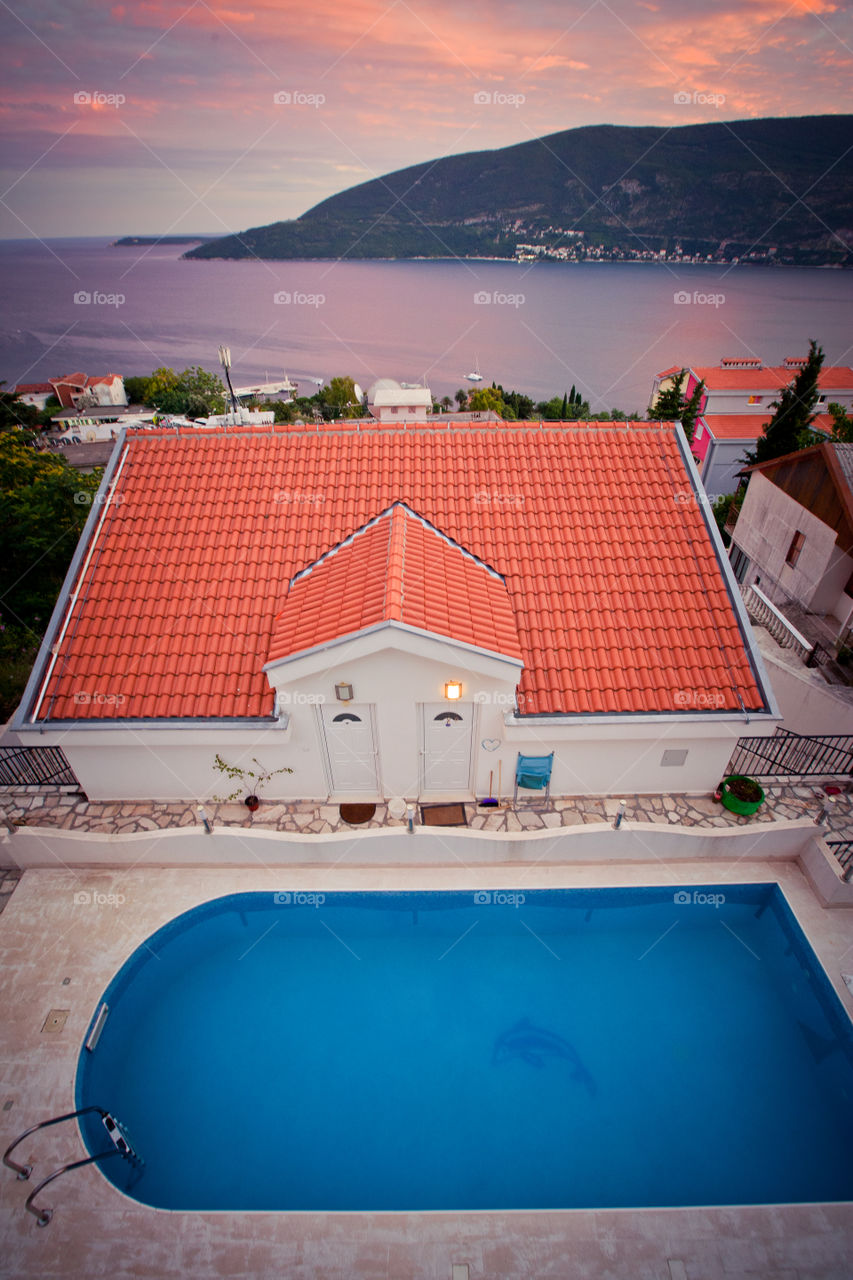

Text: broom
xmin=479 ymin=769 xmax=498 ymax=806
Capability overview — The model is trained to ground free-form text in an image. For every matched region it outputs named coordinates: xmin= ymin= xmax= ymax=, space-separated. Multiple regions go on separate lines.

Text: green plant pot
xmin=720 ymin=774 xmax=765 ymax=816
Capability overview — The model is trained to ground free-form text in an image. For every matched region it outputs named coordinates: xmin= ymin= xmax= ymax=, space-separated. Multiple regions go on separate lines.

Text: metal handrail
xmin=3 ymin=1105 xmax=107 ymax=1179
xmin=25 ymin=1149 xmax=123 ymax=1228
xmin=3 ymin=1105 xmax=142 ymax=1226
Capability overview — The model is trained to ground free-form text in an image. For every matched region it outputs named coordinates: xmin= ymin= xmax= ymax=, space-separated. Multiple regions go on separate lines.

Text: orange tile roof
xmin=30 ymin=423 xmax=766 ymax=721
xmin=692 ymin=365 xmax=853 ymax=391
xmin=701 ymin=413 xmax=834 ymax=441
xmin=268 ymin=503 xmax=522 ymax=664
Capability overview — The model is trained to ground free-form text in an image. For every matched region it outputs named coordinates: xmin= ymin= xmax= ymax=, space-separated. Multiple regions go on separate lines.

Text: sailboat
xmin=465 ymin=357 xmax=483 ymax=383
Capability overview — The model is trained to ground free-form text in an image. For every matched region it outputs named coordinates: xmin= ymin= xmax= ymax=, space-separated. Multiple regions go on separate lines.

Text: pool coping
xmin=2 ymin=859 xmax=852 ymax=1278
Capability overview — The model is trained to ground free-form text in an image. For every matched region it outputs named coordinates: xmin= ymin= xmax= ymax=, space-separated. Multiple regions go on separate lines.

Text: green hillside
xmin=185 ymin=116 xmax=853 ymax=264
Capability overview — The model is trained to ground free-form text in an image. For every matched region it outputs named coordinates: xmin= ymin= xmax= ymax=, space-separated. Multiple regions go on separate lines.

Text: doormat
xmin=419 ymin=802 xmax=468 ymax=827
xmin=339 ymin=803 xmax=376 ymax=825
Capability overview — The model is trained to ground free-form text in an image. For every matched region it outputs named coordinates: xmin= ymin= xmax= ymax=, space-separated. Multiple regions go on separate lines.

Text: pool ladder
xmin=3 ymin=1105 xmax=143 ymax=1226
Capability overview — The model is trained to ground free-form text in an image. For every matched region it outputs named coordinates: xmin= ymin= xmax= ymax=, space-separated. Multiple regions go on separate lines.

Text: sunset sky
xmin=1 ymin=0 xmax=851 ymax=239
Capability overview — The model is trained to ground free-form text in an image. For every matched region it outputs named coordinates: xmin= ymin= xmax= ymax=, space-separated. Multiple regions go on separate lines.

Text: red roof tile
xmin=691 ymin=365 xmax=853 ymax=391
xmin=268 ymin=503 xmax=522 ymax=664
xmin=30 ymin=423 xmax=766 ymax=720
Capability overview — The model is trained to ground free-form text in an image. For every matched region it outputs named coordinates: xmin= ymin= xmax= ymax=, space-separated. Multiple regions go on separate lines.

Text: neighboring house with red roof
xmin=729 ymin=441 xmax=853 ymax=642
xmin=11 ymin=382 xmax=54 ymax=410
xmin=12 ymin=421 xmax=778 ymax=802
xmin=650 ymin=358 xmax=853 ymax=498
xmin=49 ymin=372 xmax=127 ymax=410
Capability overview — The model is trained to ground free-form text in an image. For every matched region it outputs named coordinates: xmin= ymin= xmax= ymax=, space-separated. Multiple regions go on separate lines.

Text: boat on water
xmin=465 ymin=358 xmax=483 ymax=383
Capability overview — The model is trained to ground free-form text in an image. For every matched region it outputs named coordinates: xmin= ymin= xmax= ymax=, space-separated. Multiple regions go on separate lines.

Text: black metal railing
xmin=726 ymin=729 xmax=853 ymax=781
xmin=0 ymin=745 xmax=78 ymax=788
xmin=826 ymin=838 xmax=853 ymax=878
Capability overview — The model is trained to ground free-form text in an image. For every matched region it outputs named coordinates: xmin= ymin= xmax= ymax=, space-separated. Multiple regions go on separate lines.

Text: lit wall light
xmin=335 ymin=682 xmax=354 ymax=702
xmin=444 ymin=680 xmax=462 ymax=701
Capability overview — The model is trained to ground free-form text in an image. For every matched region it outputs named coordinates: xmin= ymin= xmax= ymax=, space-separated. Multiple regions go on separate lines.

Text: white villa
xmin=11 ymin=420 xmax=778 ymax=803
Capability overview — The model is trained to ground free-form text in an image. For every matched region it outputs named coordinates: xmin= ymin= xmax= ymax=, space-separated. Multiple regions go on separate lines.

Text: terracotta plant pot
xmin=245 ymin=795 xmax=260 ymax=812
xmin=720 ymin=774 xmax=764 ymax=816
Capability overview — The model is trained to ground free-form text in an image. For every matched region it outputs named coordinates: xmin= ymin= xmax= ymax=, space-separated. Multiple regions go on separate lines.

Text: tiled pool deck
xmin=1 ymin=789 xmax=852 ymax=1277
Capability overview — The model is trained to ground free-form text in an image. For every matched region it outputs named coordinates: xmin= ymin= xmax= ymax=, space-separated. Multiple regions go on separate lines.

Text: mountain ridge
xmin=185 ymin=115 xmax=853 ymax=265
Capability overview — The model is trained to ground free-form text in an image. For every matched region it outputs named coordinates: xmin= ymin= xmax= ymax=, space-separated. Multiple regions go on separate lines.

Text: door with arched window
xmin=319 ymin=704 xmax=379 ymax=794
xmin=421 ymin=702 xmax=474 ymax=793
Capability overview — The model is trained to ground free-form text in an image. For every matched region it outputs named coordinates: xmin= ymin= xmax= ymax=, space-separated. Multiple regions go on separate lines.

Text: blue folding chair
xmin=513 ymin=752 xmax=554 ymax=806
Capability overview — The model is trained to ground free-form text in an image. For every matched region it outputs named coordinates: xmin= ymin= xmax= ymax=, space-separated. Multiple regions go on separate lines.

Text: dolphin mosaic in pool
xmin=492 ymin=1017 xmax=597 ymax=1095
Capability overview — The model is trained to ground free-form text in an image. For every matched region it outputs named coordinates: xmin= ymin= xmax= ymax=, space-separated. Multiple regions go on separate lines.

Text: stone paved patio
xmin=3 ymin=782 xmax=851 ymax=837
xmin=1 ymin=784 xmax=850 ymax=912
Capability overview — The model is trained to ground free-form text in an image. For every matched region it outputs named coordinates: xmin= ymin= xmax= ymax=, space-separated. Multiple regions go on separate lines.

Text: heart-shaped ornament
xmin=481 ymin=738 xmax=500 ymax=752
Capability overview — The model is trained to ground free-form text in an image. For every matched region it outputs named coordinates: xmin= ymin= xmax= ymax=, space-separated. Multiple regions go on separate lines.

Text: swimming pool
xmin=76 ymin=885 xmax=853 ymax=1211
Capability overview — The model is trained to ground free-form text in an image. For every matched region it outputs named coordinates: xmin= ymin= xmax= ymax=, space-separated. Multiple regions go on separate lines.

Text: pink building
xmin=650 ymin=358 xmax=853 ymax=497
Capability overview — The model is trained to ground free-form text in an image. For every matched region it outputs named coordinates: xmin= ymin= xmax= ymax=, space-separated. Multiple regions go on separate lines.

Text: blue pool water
xmin=75 ymin=885 xmax=853 ymax=1211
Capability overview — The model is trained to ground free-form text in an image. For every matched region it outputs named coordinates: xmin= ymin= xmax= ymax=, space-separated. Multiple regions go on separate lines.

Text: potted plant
xmin=719 ymin=774 xmax=765 ymax=817
xmin=212 ymin=754 xmax=293 ymax=811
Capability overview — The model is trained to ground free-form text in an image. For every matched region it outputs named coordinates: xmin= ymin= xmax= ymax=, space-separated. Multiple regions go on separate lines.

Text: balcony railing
xmin=740 ymin=583 xmax=816 ymax=662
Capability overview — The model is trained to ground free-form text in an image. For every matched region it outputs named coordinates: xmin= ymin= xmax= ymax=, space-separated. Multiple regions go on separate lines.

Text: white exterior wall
xmin=18 ymin=656 xmax=770 ymax=805
xmin=703 ymin=390 xmax=774 ymax=415
xmin=733 ymin=472 xmax=843 ymax=611
xmin=14 ymin=723 xmax=308 ymax=803
xmin=264 ymin=627 xmax=522 ymax=801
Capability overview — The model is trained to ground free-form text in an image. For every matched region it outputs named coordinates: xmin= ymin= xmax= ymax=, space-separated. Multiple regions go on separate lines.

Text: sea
xmin=1 ymin=237 xmax=851 ymax=411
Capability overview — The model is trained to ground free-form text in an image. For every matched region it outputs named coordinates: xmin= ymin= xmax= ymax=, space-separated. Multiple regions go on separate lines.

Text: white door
xmin=320 ymin=704 xmax=379 ymax=795
xmin=421 ymin=702 xmax=474 ymax=793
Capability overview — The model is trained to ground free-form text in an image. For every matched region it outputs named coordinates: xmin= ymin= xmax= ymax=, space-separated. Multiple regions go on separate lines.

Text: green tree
xmin=650 ymin=368 xmax=705 ymax=444
xmin=468 ymin=386 xmax=505 ymax=416
xmin=176 ymin=367 xmax=227 ymax=418
xmin=746 ymin=339 xmax=825 ymax=465
xmin=123 ymin=375 xmax=151 ymax=405
xmin=146 ymin=367 xmax=180 ymax=409
xmin=0 ymin=432 xmax=101 ymax=718
xmin=145 ymin=366 xmax=226 ymax=418
xmin=828 ymin=402 xmax=853 ymax=443
xmin=455 ymin=388 xmax=469 ymax=410
xmin=501 ymin=389 xmax=535 ymax=419
xmin=319 ymin=375 xmax=360 ymax=419
xmin=0 ymin=388 xmax=43 ymax=433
